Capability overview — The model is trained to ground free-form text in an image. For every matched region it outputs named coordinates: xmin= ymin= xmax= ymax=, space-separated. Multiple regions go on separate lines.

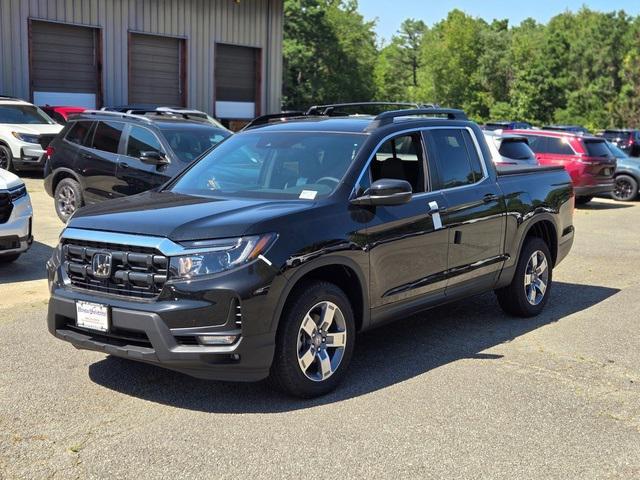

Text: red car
xmin=39 ymin=105 xmax=86 ymax=124
xmin=507 ymin=129 xmax=616 ymax=204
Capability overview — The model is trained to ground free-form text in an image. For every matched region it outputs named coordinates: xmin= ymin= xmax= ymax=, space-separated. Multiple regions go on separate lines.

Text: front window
xmin=0 ymin=104 xmax=55 ymax=125
xmin=170 ymin=131 xmax=365 ymax=199
xmin=159 ymin=125 xmax=230 ymax=163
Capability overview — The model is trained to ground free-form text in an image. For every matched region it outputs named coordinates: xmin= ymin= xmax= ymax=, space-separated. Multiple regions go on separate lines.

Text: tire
xmin=0 ymin=253 xmax=20 ymax=263
xmin=0 ymin=144 xmax=12 ymax=171
xmin=575 ymin=196 xmax=593 ymax=206
xmin=495 ymin=236 xmax=553 ymax=318
xmin=54 ymin=177 xmax=84 ymax=223
xmin=270 ymin=280 xmax=356 ymax=398
xmin=612 ymin=175 xmax=638 ymax=202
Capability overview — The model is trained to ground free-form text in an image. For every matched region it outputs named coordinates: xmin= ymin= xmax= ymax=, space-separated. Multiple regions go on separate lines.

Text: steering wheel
xmin=316 ymin=176 xmax=340 ymax=188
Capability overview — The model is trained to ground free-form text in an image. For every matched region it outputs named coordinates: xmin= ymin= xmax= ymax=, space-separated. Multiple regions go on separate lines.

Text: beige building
xmin=0 ymin=0 xmax=283 ymax=121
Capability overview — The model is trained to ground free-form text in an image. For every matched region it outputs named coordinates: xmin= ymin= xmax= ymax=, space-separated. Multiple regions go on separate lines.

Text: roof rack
xmin=366 ymin=108 xmax=468 ymax=131
xmin=82 ymin=109 xmax=154 ymax=123
xmin=306 ymin=102 xmax=428 ymax=116
xmin=242 ymin=111 xmax=307 ymax=130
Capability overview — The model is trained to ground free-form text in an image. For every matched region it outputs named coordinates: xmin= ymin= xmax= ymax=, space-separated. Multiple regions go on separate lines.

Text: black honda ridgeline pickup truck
xmin=47 ymin=105 xmax=575 ymax=398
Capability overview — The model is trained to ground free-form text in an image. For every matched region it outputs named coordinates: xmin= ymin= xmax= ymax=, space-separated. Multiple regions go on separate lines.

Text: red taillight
xmin=46 ymin=146 xmax=55 ymax=159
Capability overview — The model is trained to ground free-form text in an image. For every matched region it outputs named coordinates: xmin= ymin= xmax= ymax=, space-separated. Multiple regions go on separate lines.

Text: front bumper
xmin=47 ymin=293 xmax=275 ymax=381
xmin=13 ymin=143 xmax=46 ymax=170
xmin=0 ymin=195 xmax=33 ymax=256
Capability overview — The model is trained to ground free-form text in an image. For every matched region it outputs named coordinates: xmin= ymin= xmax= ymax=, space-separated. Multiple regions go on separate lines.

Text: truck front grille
xmin=62 ymin=240 xmax=168 ymax=299
xmin=0 ymin=192 xmax=12 ymax=223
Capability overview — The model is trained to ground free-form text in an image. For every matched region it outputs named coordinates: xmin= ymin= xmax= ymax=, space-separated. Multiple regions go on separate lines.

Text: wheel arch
xmin=51 ymin=168 xmax=83 ymax=193
xmin=270 ymin=257 xmax=370 ymax=335
xmin=520 ymin=216 xmax=558 ymax=267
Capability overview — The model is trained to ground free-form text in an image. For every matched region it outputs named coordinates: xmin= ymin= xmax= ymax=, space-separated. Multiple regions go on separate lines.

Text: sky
xmin=359 ymin=0 xmax=640 ymax=41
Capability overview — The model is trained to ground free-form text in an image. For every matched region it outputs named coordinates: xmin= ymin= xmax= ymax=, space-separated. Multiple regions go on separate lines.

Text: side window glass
xmin=65 ymin=121 xmax=93 ymax=146
xmin=368 ymin=133 xmax=425 ymax=193
xmin=127 ymin=126 xmax=163 ymax=158
xmin=92 ymin=121 xmax=124 ymax=154
xmin=523 ymin=135 xmax=547 ymax=153
xmin=429 ymin=129 xmax=478 ymax=189
xmin=462 ymin=130 xmax=483 ymax=181
xmin=546 ymin=137 xmax=574 ymax=155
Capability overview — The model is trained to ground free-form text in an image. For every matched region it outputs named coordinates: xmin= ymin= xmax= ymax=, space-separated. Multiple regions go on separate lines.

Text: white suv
xmin=0 ymin=96 xmax=62 ymax=171
xmin=0 ymin=168 xmax=33 ymax=263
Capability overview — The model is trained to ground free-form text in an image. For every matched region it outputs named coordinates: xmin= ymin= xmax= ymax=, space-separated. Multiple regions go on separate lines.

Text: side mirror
xmin=350 ymin=178 xmax=413 ymax=206
xmin=139 ymin=151 xmax=168 ymax=165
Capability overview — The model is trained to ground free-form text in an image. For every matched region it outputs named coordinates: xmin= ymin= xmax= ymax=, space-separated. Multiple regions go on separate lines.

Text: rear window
xmin=584 ymin=140 xmax=614 ymax=158
xmin=498 ymin=140 xmax=535 ymax=161
xmin=91 ymin=121 xmax=124 ymax=154
xmin=66 ymin=121 xmax=93 ymax=146
xmin=428 ymin=129 xmax=483 ymax=189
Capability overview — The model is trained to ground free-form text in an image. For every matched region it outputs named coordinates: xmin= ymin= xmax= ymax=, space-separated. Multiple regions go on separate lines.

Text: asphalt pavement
xmin=0 ymin=177 xmax=638 ymax=479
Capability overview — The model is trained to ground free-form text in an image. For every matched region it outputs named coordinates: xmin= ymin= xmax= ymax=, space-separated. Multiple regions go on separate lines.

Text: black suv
xmin=597 ymin=129 xmax=640 ymax=157
xmin=47 ymin=104 xmax=574 ymax=398
xmin=44 ymin=110 xmax=230 ymax=221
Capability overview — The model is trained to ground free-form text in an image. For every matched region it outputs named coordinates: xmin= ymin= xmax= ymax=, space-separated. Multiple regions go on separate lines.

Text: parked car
xmin=542 ymin=125 xmax=590 ymax=135
xmin=0 ymin=168 xmax=33 ymax=263
xmin=44 ymin=110 xmax=231 ymax=222
xmin=0 ymin=95 xmax=63 ymax=171
xmin=597 ymin=129 xmax=640 ymax=157
xmin=102 ymin=105 xmax=229 ymax=131
xmin=507 ymin=129 xmax=616 ymax=205
xmin=40 ymin=105 xmax=86 ymax=125
xmin=46 ymin=104 xmax=575 ymax=398
xmin=483 ymin=131 xmax=538 ymax=166
xmin=483 ymin=121 xmax=532 ymax=131
xmin=606 ymin=141 xmax=640 ymax=202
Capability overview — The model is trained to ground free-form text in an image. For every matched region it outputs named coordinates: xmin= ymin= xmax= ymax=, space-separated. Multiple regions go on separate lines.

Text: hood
xmin=5 ymin=123 xmax=63 ymax=135
xmin=68 ymin=191 xmax=316 ymax=242
xmin=0 ymin=168 xmax=24 ymax=190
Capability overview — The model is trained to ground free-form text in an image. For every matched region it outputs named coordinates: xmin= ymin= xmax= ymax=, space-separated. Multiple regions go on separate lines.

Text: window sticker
xmin=299 ymin=190 xmax=318 ymax=200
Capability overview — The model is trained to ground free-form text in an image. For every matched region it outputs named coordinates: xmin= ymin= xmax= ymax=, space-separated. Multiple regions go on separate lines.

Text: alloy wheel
xmin=0 ymin=148 xmax=9 ymax=170
xmin=524 ymin=250 xmax=549 ymax=306
xmin=614 ymin=177 xmax=635 ymax=201
xmin=57 ymin=185 xmax=77 ymax=217
xmin=296 ymin=301 xmax=347 ymax=382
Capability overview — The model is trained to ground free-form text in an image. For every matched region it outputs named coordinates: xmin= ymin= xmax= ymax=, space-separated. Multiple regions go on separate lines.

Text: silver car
xmin=484 ymin=130 xmax=539 ymax=166
xmin=0 ymin=168 xmax=33 ymax=263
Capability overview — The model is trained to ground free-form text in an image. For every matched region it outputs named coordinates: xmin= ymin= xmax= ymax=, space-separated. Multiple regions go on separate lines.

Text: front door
xmin=114 ymin=125 xmax=173 ymax=197
xmin=423 ymin=128 xmax=506 ymax=294
xmin=362 ymin=132 xmax=450 ymax=310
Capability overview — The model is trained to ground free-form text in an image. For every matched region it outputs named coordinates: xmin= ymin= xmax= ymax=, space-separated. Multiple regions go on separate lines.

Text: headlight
xmin=11 ymin=132 xmax=40 ymax=144
xmin=169 ymin=233 xmax=277 ymax=279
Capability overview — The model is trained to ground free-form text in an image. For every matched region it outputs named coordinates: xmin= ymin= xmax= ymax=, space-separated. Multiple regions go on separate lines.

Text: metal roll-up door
xmin=215 ymin=44 xmax=260 ymax=119
xmin=129 ymin=33 xmax=185 ymax=106
xmin=30 ymin=21 xmax=100 ymax=108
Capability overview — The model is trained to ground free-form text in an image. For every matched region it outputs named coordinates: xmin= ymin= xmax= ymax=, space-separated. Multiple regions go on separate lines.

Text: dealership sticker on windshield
xmin=299 ymin=190 xmax=318 ymax=200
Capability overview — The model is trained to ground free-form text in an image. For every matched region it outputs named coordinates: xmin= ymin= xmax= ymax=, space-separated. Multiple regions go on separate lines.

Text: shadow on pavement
xmin=0 ymin=241 xmax=53 ymax=284
xmin=88 ymin=281 xmax=620 ymax=413
xmin=576 ymin=200 xmax=633 ymax=210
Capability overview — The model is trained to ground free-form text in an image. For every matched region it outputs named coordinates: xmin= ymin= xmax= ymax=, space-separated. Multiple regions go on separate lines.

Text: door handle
xmin=81 ymin=153 xmax=92 ymax=159
xmin=120 ymin=162 xmax=129 ymax=169
xmin=483 ymin=193 xmax=498 ymax=203
xmin=427 ymin=201 xmax=444 ymax=230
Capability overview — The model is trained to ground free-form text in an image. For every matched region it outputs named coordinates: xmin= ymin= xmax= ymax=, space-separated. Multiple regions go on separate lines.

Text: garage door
xmin=30 ymin=21 xmax=100 ymax=108
xmin=129 ymin=33 xmax=185 ymax=106
xmin=215 ymin=44 xmax=260 ymax=119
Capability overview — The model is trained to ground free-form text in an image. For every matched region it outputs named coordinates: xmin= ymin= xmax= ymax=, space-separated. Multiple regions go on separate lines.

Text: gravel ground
xmin=0 ymin=177 xmax=639 ymax=479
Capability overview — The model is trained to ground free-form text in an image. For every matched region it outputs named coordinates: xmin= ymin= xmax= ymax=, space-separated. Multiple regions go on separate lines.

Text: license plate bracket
xmin=76 ymin=301 xmax=110 ymax=332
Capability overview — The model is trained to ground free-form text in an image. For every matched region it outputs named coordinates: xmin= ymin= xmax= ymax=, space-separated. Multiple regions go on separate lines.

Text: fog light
xmin=197 ymin=335 xmax=238 ymax=346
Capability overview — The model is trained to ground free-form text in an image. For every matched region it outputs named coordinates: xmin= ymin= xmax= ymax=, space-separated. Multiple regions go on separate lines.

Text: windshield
xmin=170 ymin=131 xmax=366 ymax=199
xmin=159 ymin=125 xmax=230 ymax=163
xmin=0 ymin=104 xmax=55 ymax=125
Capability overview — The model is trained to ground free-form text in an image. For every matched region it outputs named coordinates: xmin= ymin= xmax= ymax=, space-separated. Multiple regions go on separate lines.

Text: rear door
xmin=424 ymin=128 xmax=506 ymax=294
xmin=114 ymin=125 xmax=173 ymax=197
xmin=79 ymin=120 xmax=124 ymax=203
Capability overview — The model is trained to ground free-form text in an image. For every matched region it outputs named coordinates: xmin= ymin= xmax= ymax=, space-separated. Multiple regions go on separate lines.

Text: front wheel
xmin=612 ymin=175 xmax=638 ymax=202
xmin=0 ymin=144 xmax=12 ymax=171
xmin=496 ymin=237 xmax=553 ymax=318
xmin=270 ymin=281 xmax=355 ymax=398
